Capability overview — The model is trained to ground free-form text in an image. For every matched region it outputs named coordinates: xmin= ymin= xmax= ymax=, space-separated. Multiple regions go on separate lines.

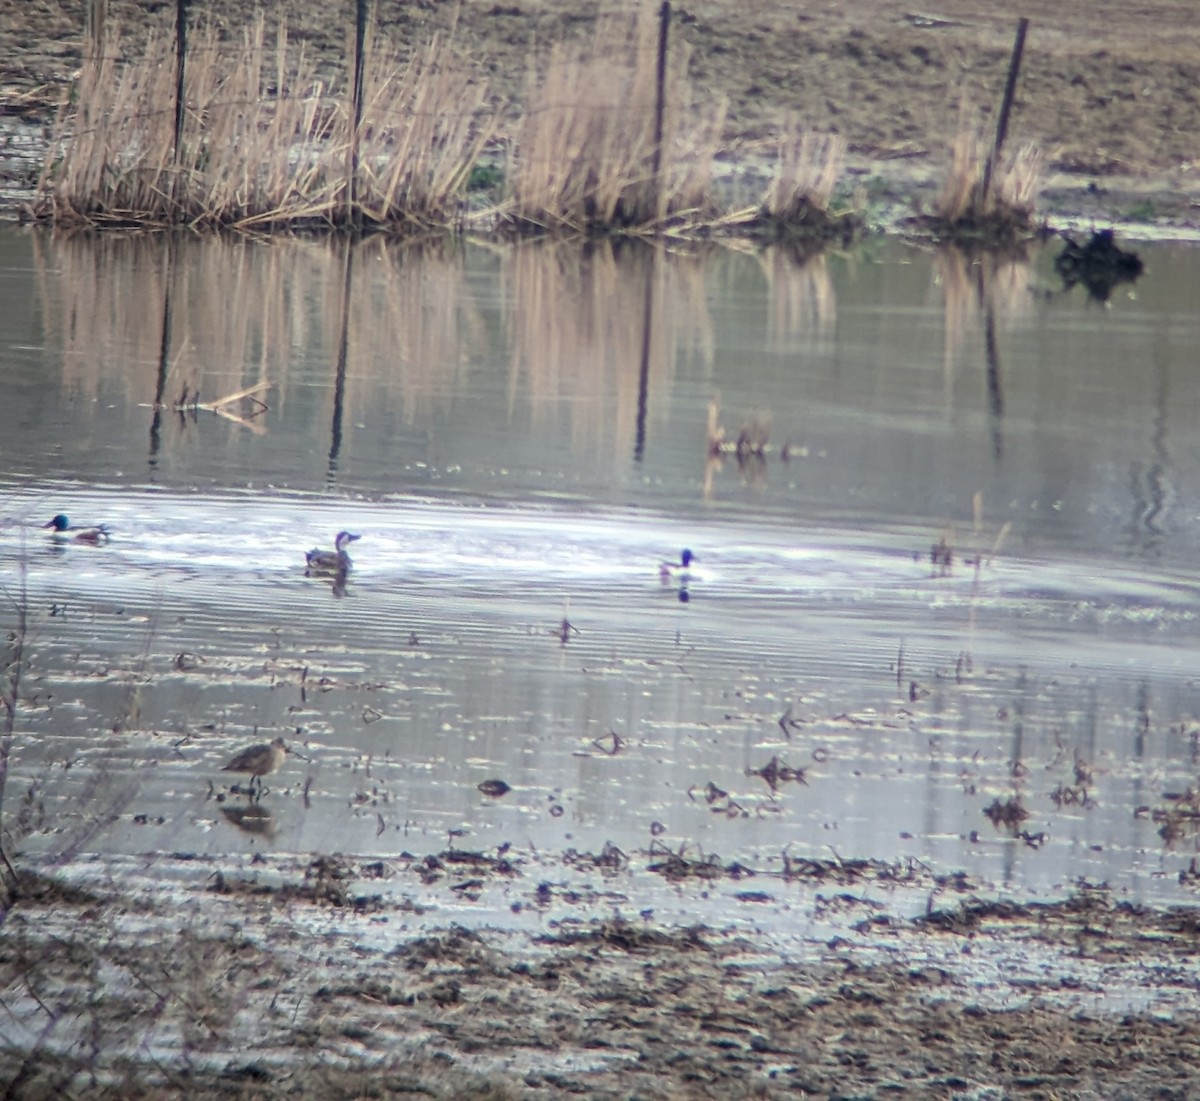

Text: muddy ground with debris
xmin=3 ymin=849 xmax=1200 ymax=1099
xmin=4 ymin=1 xmax=1200 ymax=1097
xmin=2 ymin=0 xmax=1200 ymax=225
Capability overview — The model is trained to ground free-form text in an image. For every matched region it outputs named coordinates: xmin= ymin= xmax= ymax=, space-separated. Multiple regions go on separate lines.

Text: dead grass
xmin=504 ymin=2 xmax=728 ymax=233
xmin=933 ymin=122 xmax=1044 ymax=236
xmin=30 ymin=2 xmax=870 ymax=238
xmin=31 ymin=2 xmax=1067 ymax=240
xmin=34 ymin=17 xmax=493 ymax=230
xmin=759 ymin=125 xmax=850 ymax=230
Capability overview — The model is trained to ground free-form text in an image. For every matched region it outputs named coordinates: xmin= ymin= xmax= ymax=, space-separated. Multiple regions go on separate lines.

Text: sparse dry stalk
xmin=936 ymin=127 xmax=984 ymax=223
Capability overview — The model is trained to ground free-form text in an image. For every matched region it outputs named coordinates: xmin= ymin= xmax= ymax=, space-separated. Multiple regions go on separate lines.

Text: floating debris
xmin=1053 ymin=229 xmax=1143 ymax=302
xmin=983 ymin=796 xmax=1030 ymax=829
xmin=748 ymin=755 xmax=807 ymax=792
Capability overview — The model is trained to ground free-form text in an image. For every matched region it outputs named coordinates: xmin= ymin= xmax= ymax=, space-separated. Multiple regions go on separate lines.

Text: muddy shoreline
xmin=5 ymin=850 xmax=1200 ymax=1099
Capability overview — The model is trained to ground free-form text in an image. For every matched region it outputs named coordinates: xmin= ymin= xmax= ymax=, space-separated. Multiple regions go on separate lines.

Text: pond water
xmin=2 ymin=226 xmax=1200 ymax=927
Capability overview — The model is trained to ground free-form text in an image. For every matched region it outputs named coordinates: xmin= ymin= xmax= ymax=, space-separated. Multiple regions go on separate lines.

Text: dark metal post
xmin=172 ymin=0 xmax=188 ymax=165
xmin=981 ymin=17 xmax=1029 ymax=206
xmin=347 ymin=0 xmax=369 ymax=228
xmin=650 ymin=1 xmax=670 ymax=219
xmin=86 ymin=0 xmax=108 ymax=63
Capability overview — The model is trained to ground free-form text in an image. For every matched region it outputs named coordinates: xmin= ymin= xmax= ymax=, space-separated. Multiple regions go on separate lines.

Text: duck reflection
xmin=660 ymin=549 xmax=697 ymax=604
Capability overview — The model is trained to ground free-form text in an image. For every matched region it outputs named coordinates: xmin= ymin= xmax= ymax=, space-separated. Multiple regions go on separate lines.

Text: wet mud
xmin=3 ymin=855 xmax=1200 ymax=1099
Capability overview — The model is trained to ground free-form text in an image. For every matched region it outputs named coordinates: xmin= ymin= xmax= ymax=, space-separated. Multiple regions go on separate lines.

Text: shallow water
xmin=3 ymin=227 xmax=1200 ymax=917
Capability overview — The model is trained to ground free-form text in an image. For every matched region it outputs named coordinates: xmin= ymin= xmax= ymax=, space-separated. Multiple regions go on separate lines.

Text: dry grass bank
xmin=29 ymin=4 xmax=870 ymax=236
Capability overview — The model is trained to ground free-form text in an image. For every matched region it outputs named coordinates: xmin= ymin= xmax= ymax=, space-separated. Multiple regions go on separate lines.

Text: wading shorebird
xmin=221 ymin=736 xmax=288 ymax=795
xmin=659 ymin=548 xmax=697 ymax=584
xmin=305 ymin=531 xmax=360 ymax=573
xmin=43 ymin=514 xmax=112 ymax=544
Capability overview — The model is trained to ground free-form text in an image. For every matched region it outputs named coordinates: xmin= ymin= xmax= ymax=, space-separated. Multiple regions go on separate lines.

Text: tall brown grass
xmin=33 ymin=4 xmax=862 ymax=238
xmin=506 ymin=3 xmax=727 ymax=233
xmin=934 ymin=124 xmax=1044 ymax=233
xmin=761 ymin=127 xmax=847 ymax=227
xmin=31 ymin=3 xmax=866 ymax=238
xmin=35 ymin=17 xmax=494 ymax=229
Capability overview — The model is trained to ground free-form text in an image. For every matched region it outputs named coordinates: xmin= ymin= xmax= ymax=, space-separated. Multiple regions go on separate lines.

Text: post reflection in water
xmin=328 ymin=240 xmax=354 ymax=484
xmin=20 ymin=232 xmax=1200 ymax=551
xmin=148 ymin=235 xmax=176 ymax=468
xmin=9 ymin=231 xmax=1200 ymax=905
xmin=25 ymin=233 xmax=858 ymax=513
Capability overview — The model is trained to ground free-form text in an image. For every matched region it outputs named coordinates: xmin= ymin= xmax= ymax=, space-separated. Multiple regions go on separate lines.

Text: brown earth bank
xmin=3 ymin=854 xmax=1200 ymax=1099
xmin=2 ymin=0 xmax=1199 ymax=227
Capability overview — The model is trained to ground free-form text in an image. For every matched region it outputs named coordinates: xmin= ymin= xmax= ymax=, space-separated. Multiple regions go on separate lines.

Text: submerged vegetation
xmin=28 ymin=1 xmax=1045 ymax=241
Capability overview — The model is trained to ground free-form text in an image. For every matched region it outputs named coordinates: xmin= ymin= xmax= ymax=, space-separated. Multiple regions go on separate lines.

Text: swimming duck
xmin=305 ymin=530 xmax=360 ymax=573
xmin=659 ymin=548 xmax=697 ymax=584
xmin=43 ymin=514 xmax=111 ymax=544
xmin=221 ymin=736 xmax=289 ymax=795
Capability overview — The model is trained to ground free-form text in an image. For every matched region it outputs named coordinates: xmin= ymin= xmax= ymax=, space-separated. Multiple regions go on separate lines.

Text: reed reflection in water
xmin=30 ymin=232 xmax=827 ymax=489
xmin=18 ymin=230 xmax=1200 ymax=568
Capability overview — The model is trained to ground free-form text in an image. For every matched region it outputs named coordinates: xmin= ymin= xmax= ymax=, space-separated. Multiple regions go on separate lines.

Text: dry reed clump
xmin=505 ymin=3 xmax=726 ymax=234
xmin=755 ymin=126 xmax=857 ymax=238
xmin=932 ymin=125 xmax=1044 ymax=239
xmin=34 ymin=16 xmax=494 ymax=230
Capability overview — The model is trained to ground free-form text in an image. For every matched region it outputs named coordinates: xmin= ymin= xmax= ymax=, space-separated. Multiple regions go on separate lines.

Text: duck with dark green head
xmin=659 ymin=548 xmax=696 ymax=584
xmin=43 ymin=514 xmax=112 ymax=545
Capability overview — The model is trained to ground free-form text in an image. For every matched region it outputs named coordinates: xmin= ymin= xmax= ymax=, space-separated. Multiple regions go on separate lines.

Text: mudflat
xmin=5 ymin=853 xmax=1200 ymax=1099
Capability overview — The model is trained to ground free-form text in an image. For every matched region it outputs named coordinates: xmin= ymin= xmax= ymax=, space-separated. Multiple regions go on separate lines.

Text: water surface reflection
xmin=3 ymin=228 xmax=1200 ymax=916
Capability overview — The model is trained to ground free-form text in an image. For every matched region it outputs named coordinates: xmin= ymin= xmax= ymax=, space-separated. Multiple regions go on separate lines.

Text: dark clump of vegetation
xmin=1053 ymin=228 xmax=1144 ymax=301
